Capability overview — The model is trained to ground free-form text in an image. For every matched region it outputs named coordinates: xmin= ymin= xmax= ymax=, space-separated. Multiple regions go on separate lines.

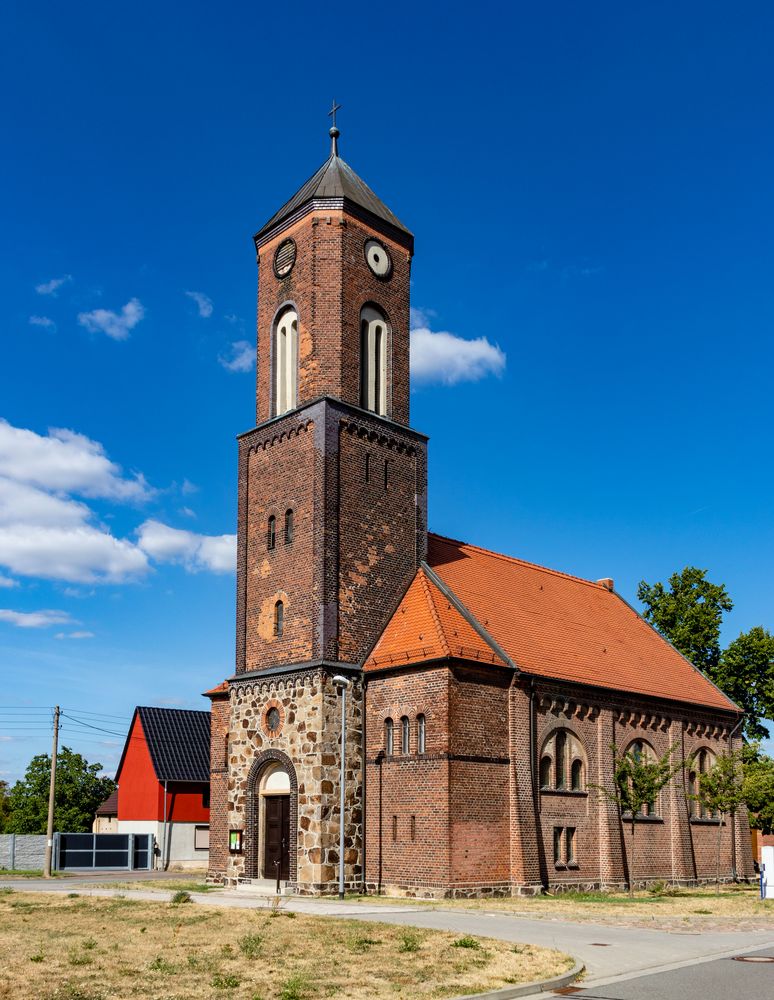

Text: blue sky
xmin=1 ymin=1 xmax=773 ymax=780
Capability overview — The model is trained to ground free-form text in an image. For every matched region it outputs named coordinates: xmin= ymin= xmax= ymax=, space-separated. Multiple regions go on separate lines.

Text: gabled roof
xmin=254 ymin=152 xmax=412 ymax=246
xmin=367 ymin=533 xmax=737 ymax=713
xmin=95 ymin=789 xmax=118 ymax=816
xmin=365 ymin=567 xmax=507 ymax=670
xmin=116 ymin=707 xmax=210 ymax=785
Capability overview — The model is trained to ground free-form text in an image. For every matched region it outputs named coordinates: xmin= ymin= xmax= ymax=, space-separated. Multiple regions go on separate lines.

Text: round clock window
xmin=273 ymin=238 xmax=297 ymax=278
xmin=364 ymin=239 xmax=392 ymax=278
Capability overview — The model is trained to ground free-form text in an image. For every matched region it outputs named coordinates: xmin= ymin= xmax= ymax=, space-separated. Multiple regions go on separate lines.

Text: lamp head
xmin=332 ymin=674 xmax=352 ymax=691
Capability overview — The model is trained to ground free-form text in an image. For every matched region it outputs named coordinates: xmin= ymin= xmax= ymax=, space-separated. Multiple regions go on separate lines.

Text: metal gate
xmin=54 ymin=833 xmax=154 ymax=871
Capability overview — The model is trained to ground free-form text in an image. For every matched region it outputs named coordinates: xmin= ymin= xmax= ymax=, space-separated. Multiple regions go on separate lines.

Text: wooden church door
xmin=263 ymin=796 xmax=289 ymax=880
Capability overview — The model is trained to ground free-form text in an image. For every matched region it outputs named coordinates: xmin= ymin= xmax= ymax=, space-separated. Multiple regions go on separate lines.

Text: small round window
xmin=273 ymin=238 xmax=297 ymax=278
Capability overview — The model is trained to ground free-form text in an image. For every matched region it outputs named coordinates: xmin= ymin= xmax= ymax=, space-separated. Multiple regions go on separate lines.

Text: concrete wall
xmin=0 ymin=834 xmax=46 ymax=871
xmin=116 ymin=820 xmax=208 ymax=869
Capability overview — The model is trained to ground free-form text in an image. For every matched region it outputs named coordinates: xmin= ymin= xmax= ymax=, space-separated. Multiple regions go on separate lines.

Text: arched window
xmin=284 ymin=508 xmax=294 ymax=544
xmin=273 ymin=600 xmax=284 ymax=637
xmin=417 ymin=714 xmax=426 ymax=754
xmin=267 ymin=515 xmax=276 ymax=551
xmin=627 ymin=740 xmax=658 ymax=816
xmin=694 ymin=747 xmax=717 ymax=819
xmin=274 ymin=308 xmax=298 ymax=416
xmin=555 ymin=731 xmax=567 ymax=789
xmin=384 ymin=718 xmax=394 ymax=756
xmin=360 ymin=305 xmax=389 ymax=416
xmin=401 ymin=715 xmax=410 ymax=754
xmin=540 ymin=729 xmax=586 ymax=793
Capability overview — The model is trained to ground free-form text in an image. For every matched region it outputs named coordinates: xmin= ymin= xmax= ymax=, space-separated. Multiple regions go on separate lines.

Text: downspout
xmin=727 ymin=715 xmax=744 ymax=881
xmin=162 ymin=780 xmax=169 ymax=872
xmin=361 ymin=676 xmax=367 ymax=894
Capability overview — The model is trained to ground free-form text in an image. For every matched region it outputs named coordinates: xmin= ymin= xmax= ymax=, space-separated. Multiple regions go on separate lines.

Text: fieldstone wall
xmin=0 ymin=834 xmax=46 ymax=870
xmin=225 ymin=667 xmax=363 ymax=892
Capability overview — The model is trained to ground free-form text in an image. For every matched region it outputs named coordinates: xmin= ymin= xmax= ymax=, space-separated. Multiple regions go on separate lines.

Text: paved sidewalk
xmin=3 ymin=878 xmax=773 ymax=990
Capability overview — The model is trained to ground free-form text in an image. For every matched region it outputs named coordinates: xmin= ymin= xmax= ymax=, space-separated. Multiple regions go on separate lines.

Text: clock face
xmin=273 ymin=238 xmax=297 ymax=278
xmin=364 ymin=238 xmax=392 ymax=278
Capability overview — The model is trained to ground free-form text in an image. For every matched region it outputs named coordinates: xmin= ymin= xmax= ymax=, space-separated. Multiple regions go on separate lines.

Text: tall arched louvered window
xmin=384 ymin=718 xmax=394 ymax=756
xmin=360 ymin=305 xmax=389 ymax=416
xmin=400 ymin=716 xmax=410 ymax=754
xmin=274 ymin=308 xmax=298 ymax=416
xmin=267 ymin=515 xmax=276 ymax=551
xmin=284 ymin=508 xmax=294 ymax=544
xmin=417 ymin=714 xmax=426 ymax=754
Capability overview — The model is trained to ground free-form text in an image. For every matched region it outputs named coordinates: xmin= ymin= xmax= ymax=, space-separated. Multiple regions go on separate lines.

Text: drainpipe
xmin=361 ymin=677 xmax=367 ymax=894
xmin=162 ymin=780 xmax=169 ymax=872
xmin=727 ymin=716 xmax=744 ymax=881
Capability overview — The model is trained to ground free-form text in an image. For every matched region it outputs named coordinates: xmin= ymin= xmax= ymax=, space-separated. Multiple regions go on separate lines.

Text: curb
xmin=451 ymin=960 xmax=584 ymax=1000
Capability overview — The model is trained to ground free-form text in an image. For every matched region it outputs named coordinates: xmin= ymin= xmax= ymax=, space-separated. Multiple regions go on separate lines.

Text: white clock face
xmin=365 ymin=239 xmax=392 ymax=278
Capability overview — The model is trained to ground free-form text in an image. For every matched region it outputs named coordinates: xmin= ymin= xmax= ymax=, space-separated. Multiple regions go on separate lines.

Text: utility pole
xmin=43 ymin=705 xmax=60 ymax=879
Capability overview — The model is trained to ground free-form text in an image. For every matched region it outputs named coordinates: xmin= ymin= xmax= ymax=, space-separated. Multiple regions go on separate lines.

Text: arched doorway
xmin=259 ymin=762 xmax=290 ymax=880
xmin=245 ymin=750 xmax=298 ymax=882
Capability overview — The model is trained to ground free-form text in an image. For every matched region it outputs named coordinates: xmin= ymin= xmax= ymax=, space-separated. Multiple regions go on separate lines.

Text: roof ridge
xmin=428 ymin=531 xmax=606 ymax=591
xmin=418 ymin=568 xmax=451 ymax=658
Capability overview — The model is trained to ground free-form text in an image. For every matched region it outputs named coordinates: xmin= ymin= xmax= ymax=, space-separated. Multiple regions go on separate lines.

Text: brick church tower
xmin=207 ymin=115 xmax=427 ymax=890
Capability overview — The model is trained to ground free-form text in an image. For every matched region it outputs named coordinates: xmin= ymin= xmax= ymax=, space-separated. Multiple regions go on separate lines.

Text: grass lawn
xmin=0 ymin=869 xmax=65 ymax=879
xmin=350 ymin=884 xmax=774 ymax=931
xmin=97 ymin=880 xmax=221 ymax=893
xmin=0 ymin=891 xmax=573 ymax=1000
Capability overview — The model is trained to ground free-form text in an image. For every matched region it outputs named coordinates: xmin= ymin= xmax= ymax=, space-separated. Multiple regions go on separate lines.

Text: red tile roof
xmin=365 ymin=567 xmax=507 ymax=669
xmin=367 ymin=533 xmax=736 ymax=713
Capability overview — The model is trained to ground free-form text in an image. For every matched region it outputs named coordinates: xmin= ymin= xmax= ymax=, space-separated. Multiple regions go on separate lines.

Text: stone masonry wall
xmin=222 ymin=668 xmax=362 ymax=893
xmin=0 ymin=834 xmax=46 ymax=870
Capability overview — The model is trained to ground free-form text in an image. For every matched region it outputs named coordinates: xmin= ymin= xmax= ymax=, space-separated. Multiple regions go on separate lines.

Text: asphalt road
xmin=559 ymin=946 xmax=774 ymax=1000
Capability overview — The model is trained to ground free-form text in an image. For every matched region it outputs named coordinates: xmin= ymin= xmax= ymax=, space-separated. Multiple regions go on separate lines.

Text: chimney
xmin=597 ymin=578 xmax=614 ymax=592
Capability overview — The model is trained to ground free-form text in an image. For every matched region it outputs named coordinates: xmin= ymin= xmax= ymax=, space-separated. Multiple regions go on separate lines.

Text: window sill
xmin=540 ymin=788 xmax=588 ymax=797
xmin=690 ymin=817 xmax=724 ymax=826
xmin=554 ymin=863 xmax=567 ymax=870
xmin=622 ymin=813 xmax=663 ymax=824
xmin=566 ymin=862 xmax=579 ymax=869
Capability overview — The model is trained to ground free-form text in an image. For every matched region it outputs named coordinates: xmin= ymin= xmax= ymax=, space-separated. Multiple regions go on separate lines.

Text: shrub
xmin=238 ymin=933 xmax=262 ymax=958
xmin=170 ymin=890 xmax=192 ymax=905
xmin=452 ymin=935 xmax=481 ymax=950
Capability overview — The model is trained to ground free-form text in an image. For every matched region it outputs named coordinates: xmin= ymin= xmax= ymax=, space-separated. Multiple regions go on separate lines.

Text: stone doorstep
xmin=235 ymin=878 xmax=291 ymax=896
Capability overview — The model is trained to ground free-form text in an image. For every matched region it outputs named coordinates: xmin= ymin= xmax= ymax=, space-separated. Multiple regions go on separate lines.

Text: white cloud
xmin=29 ymin=316 xmax=56 ymax=331
xmin=179 ymin=507 xmax=196 ymax=519
xmin=78 ymin=298 xmax=144 ymax=341
xmin=185 ymin=291 xmax=213 ymax=318
xmin=137 ymin=520 xmax=236 ymax=574
xmin=35 ymin=275 xmax=71 ymax=296
xmin=181 ymin=479 xmax=198 ymax=495
xmin=0 ymin=574 xmax=18 ymax=588
xmin=0 ymin=419 xmax=153 ymax=502
xmin=410 ymin=315 xmax=506 ymax=386
xmin=0 ymin=523 xmax=149 ymax=583
xmin=219 ymin=340 xmax=256 ymax=373
xmin=55 ymin=630 xmax=95 ymax=640
xmin=0 ymin=608 xmax=74 ymax=629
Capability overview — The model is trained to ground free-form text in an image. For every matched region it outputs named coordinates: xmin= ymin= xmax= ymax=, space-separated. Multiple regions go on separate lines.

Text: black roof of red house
xmin=95 ymin=789 xmax=118 ymax=816
xmin=116 ymin=707 xmax=211 ymax=785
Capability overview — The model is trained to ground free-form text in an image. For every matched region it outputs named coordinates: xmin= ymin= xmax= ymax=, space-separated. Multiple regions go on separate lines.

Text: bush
xmin=452 ymin=935 xmax=481 ymax=950
xmin=170 ymin=890 xmax=192 ymax=905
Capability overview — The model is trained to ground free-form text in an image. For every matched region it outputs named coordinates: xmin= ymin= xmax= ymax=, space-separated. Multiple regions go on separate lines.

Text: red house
xmin=114 ymin=707 xmax=211 ymax=869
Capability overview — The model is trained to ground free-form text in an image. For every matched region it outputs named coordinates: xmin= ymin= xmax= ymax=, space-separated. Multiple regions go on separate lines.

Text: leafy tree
xmin=742 ymin=746 xmax=774 ymax=836
xmin=5 ymin=746 xmax=116 ymax=834
xmin=692 ymin=750 xmax=745 ymax=893
xmin=713 ymin=628 xmax=774 ymax=740
xmin=595 ymin=742 xmax=683 ymax=896
xmin=637 ymin=567 xmax=733 ymax=676
xmin=0 ymin=779 xmax=10 ymax=832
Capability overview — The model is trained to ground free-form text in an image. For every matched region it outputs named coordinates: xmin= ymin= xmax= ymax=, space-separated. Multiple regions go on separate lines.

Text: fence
xmin=0 ymin=833 xmax=155 ymax=872
xmin=0 ymin=834 xmax=46 ymax=871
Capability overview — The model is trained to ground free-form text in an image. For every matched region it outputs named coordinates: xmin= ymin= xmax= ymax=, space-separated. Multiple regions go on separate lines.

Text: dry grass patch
xmin=96 ymin=879 xmax=220 ymax=893
xmin=0 ymin=892 xmax=572 ymax=999
xmin=354 ymin=884 xmax=774 ymax=931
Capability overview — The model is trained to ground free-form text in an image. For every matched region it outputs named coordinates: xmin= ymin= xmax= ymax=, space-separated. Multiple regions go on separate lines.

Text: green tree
xmin=595 ymin=742 xmax=683 ymax=895
xmin=637 ymin=567 xmax=733 ymax=676
xmin=742 ymin=746 xmax=774 ymax=836
xmin=713 ymin=628 xmax=774 ymax=740
xmin=0 ymin=779 xmax=10 ymax=832
xmin=692 ymin=750 xmax=745 ymax=893
xmin=5 ymin=746 xmax=116 ymax=834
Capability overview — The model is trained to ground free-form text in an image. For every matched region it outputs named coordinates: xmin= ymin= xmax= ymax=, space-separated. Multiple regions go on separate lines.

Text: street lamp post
xmin=332 ymin=674 xmax=352 ymax=900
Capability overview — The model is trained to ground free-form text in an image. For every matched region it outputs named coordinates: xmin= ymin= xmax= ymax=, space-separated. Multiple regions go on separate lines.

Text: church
xmin=206 ymin=115 xmax=754 ymax=896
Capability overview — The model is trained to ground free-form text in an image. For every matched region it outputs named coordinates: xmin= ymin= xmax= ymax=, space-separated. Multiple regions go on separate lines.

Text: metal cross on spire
xmin=328 ymin=99 xmax=342 ymax=156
